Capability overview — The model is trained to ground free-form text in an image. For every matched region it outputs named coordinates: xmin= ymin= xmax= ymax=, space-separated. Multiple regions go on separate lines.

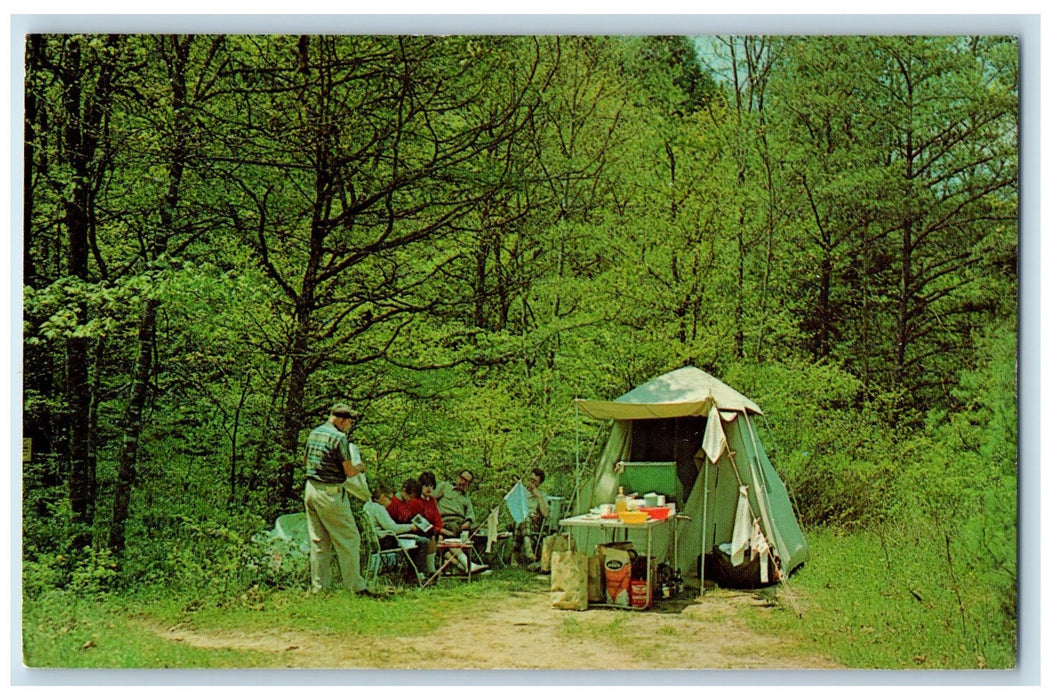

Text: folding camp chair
xmin=542 ymin=495 xmax=566 ymax=537
xmin=359 ymin=510 xmax=422 ymax=588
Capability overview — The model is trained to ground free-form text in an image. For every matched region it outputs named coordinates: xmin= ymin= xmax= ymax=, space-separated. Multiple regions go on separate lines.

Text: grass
xmin=739 ymin=527 xmax=1016 ymax=669
xmin=22 ymin=565 xmax=548 ymax=669
xmin=21 ymin=589 xmax=277 ymax=668
xmin=21 ymin=527 xmax=1016 ymax=670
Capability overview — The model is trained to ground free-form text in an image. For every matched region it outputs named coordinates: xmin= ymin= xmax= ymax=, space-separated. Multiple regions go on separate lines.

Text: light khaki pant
xmin=304 ymin=480 xmax=365 ymax=593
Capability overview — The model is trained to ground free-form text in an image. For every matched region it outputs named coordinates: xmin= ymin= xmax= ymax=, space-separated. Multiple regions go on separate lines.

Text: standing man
xmin=435 ymin=469 xmax=478 ymax=539
xmin=303 ymin=403 xmax=379 ymax=598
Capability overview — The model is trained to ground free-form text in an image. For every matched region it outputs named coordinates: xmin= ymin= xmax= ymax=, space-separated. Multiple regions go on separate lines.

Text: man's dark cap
xmin=330 ymin=403 xmax=357 ymax=419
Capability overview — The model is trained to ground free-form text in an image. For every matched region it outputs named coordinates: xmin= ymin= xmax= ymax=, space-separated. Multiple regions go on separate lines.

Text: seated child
xmin=387 ymin=477 xmax=418 ymax=525
xmin=408 ymin=471 xmax=444 ymax=534
xmin=364 ymin=483 xmax=428 ymax=579
xmin=386 ymin=477 xmax=437 ymax=575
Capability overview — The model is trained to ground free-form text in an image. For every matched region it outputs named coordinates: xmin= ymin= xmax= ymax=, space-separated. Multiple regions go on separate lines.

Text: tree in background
xmin=869 ymin=37 xmax=1017 ymax=422
xmin=209 ymin=36 xmax=556 ymax=511
xmin=24 ymin=34 xmax=129 ymax=552
xmin=19 ymin=35 xmax=1017 ymax=617
xmin=107 ymin=35 xmax=231 ymax=556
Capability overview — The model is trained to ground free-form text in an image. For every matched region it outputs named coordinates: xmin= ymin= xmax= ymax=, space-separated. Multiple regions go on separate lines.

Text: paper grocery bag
xmin=550 ymin=550 xmax=588 ymax=611
xmin=541 ymin=533 xmax=569 ymax=572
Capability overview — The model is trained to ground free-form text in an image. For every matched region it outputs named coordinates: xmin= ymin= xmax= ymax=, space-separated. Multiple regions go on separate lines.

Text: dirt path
xmin=155 ymin=585 xmax=842 ymax=670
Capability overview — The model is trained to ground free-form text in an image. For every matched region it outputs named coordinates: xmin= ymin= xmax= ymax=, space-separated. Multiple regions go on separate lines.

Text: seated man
xmin=434 ymin=469 xmax=478 ymax=540
xmin=419 ymin=470 xmax=487 ymax=575
xmin=363 ymin=483 xmax=428 ymax=579
xmin=512 ymin=467 xmax=550 ymax=569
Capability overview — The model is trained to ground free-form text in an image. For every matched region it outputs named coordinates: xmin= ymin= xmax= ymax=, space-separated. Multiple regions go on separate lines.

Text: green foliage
xmin=68 ymin=547 xmax=121 ymax=597
xmin=23 ymin=546 xmax=120 ymax=601
xmin=140 ymin=513 xmax=280 ymax=600
xmin=786 ymin=454 xmax=901 ymax=530
xmin=21 ymin=33 xmax=1017 ymax=667
xmin=761 ymin=526 xmax=1015 ymax=669
xmin=22 ymin=552 xmax=69 ymax=600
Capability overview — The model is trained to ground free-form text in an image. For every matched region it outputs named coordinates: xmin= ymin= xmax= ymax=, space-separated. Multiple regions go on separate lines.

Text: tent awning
xmin=574 ymin=366 xmax=763 ymax=419
xmin=575 ymin=398 xmax=720 ymax=420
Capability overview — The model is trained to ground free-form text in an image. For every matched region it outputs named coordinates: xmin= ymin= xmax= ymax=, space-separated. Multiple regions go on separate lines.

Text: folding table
xmin=421 ymin=538 xmax=475 ymax=588
xmin=558 ymin=513 xmax=676 ymax=609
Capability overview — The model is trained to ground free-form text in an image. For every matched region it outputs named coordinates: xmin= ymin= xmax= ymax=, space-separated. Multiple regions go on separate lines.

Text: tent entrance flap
xmin=629 ymin=414 xmax=706 ymax=504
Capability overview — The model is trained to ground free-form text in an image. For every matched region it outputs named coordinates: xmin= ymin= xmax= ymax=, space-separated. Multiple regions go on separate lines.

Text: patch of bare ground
xmin=151 ymin=583 xmax=842 ymax=670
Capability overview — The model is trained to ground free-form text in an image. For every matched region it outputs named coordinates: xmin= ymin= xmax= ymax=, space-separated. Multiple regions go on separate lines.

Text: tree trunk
xmin=62 ymin=37 xmax=95 ymax=550
xmin=23 ymin=35 xmax=41 ymax=287
xmin=891 ymin=65 xmax=918 ymax=427
xmin=734 ymin=219 xmax=746 ymax=360
xmin=109 ymin=300 xmax=158 ymax=555
xmin=228 ymin=382 xmax=249 ymax=504
xmin=817 ymin=251 xmax=832 ymax=359
xmin=277 ymin=213 xmax=324 ymax=508
xmin=277 ymin=292 xmax=316 ymax=508
xmin=474 ymin=238 xmax=490 ymax=328
xmin=65 ymin=334 xmax=93 ymax=551
xmin=22 ymin=35 xmax=60 ymax=485
xmin=109 ymin=35 xmax=191 ymax=556
xmin=892 ymin=215 xmax=914 ymax=427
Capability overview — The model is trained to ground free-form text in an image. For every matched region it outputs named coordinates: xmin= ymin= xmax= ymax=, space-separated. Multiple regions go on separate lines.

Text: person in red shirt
xmin=409 ymin=471 xmax=444 ymax=533
xmin=387 ymin=478 xmax=418 ymax=524
xmin=415 ymin=470 xmax=486 ymax=575
xmin=406 ymin=472 xmax=443 ymax=575
xmin=387 ymin=477 xmax=437 ymax=575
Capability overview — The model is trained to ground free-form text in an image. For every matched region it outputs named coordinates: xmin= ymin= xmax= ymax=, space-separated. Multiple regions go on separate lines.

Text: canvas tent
xmin=571 ymin=366 xmax=808 ymax=587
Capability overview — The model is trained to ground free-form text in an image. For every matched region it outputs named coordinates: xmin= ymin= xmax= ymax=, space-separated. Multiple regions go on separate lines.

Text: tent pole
xmin=573 ymin=401 xmax=581 ymax=512
xmin=744 ymin=415 xmax=788 ymax=580
xmin=699 ymin=458 xmax=709 ymax=596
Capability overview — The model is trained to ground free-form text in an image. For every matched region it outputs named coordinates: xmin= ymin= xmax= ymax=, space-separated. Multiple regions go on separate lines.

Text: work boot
xmin=356 ymin=588 xmax=386 ymax=600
